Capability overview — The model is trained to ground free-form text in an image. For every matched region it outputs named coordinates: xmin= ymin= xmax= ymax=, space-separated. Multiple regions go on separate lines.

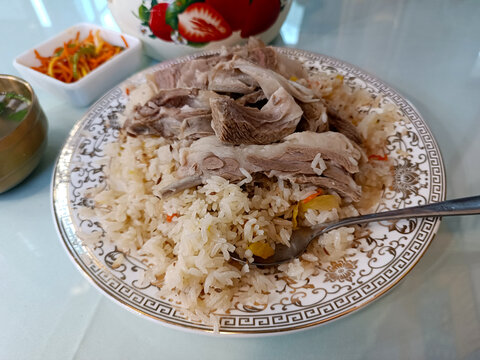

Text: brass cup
xmin=0 ymin=75 xmax=48 ymax=193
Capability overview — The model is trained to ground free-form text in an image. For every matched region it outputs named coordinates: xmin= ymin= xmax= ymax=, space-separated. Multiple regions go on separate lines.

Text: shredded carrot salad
xmin=31 ymin=30 xmax=127 ymax=83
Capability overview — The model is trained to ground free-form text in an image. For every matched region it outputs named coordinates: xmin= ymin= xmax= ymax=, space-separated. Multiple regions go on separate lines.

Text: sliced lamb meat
xmin=296 ymin=101 xmax=329 ymax=133
xmin=172 ymin=59 xmax=211 ymax=89
xmin=276 ymin=152 xmax=362 ymax=201
xmin=147 ymin=88 xmax=210 ymax=109
xmin=179 ymin=131 xmax=361 ymax=176
xmin=240 ymin=38 xmax=308 ymax=80
xmin=327 ymin=111 xmax=363 ymax=144
xmin=151 ymin=54 xmax=228 ymax=90
xmin=149 ymin=63 xmax=182 ymax=89
xmin=125 ymin=106 xmax=181 ymax=137
xmin=233 ymin=59 xmax=317 ymax=103
xmin=210 ymin=87 xmax=303 ymax=145
xmin=126 ymin=107 xmax=212 ymax=139
xmin=158 ymin=175 xmax=203 ymax=198
xmin=323 ymin=163 xmax=360 ymax=189
xmin=124 ymin=88 xmax=217 ymax=139
xmin=273 ymin=51 xmax=308 ymax=80
xmin=235 ymin=89 xmax=266 ymax=106
xmin=180 ymin=114 xmax=215 ymax=140
xmin=275 ymin=131 xmax=361 ymax=173
xmin=163 ymin=165 xmax=361 ymax=202
xmin=134 ymin=88 xmax=212 ymax=110
xmin=166 ymin=131 xmax=362 ymax=199
xmin=150 ymin=39 xmax=308 ymax=94
xmin=151 ymin=52 xmax=256 ymax=94
xmin=128 ymin=40 xmax=368 ymax=203
xmin=245 ymin=44 xmax=277 ymax=71
xmin=208 ymin=64 xmax=258 ymax=94
xmin=293 ymin=174 xmax=361 ymax=202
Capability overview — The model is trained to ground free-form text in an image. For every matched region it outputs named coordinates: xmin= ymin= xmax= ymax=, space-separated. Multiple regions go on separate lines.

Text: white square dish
xmin=13 ymin=23 xmax=143 ymax=107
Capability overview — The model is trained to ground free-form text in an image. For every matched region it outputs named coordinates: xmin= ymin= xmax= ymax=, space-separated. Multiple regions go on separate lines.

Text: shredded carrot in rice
xmin=31 ymin=30 xmax=125 ymax=83
xmin=301 ymin=189 xmax=324 ymax=204
xmin=166 ymin=213 xmax=179 ymax=222
xmin=368 ymin=154 xmax=388 ymax=161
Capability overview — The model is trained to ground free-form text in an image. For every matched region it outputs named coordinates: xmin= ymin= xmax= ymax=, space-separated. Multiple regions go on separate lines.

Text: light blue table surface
xmin=1 ymin=0 xmax=480 ymax=359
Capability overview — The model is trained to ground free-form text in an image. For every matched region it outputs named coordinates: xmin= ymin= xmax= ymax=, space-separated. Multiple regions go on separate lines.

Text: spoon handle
xmin=321 ymin=195 xmax=480 ymax=233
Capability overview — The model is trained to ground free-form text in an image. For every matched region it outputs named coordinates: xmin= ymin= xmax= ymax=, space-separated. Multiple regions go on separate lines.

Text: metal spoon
xmin=231 ymin=195 xmax=480 ymax=266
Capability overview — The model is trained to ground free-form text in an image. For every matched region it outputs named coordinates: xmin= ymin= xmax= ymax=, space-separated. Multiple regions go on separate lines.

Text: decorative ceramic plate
xmin=52 ymin=48 xmax=445 ymax=335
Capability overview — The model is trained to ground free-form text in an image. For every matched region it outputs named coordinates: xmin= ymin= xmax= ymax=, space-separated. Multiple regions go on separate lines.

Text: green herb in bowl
xmin=0 ymin=91 xmax=32 ymax=138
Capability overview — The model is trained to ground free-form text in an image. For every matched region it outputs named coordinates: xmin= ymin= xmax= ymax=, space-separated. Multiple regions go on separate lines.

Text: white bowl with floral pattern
xmin=108 ymin=0 xmax=292 ymax=60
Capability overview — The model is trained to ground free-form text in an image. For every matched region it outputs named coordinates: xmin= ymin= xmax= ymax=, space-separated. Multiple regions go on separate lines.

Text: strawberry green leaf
xmin=138 ymin=4 xmax=150 ymax=23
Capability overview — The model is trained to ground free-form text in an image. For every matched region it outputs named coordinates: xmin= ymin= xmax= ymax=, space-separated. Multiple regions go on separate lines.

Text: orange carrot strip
xmin=92 ymin=51 xmax=114 ymax=66
xmin=85 ymin=30 xmax=93 ymax=43
xmin=63 ymin=42 xmax=70 ymax=56
xmin=301 ymin=189 xmax=324 ymax=204
xmin=368 ymin=154 xmax=388 ymax=161
xmin=57 ymin=61 xmax=72 ymax=76
xmin=166 ymin=213 xmax=179 ymax=222
xmin=96 ymin=53 xmax=111 ymax=62
xmin=34 ymin=49 xmax=47 ymax=60
xmin=69 ymin=44 xmax=80 ymax=55
xmin=56 ymin=72 xmax=66 ymax=82
xmin=120 ymin=35 xmax=129 ymax=48
xmin=34 ymin=50 xmax=50 ymax=66
xmin=79 ymin=58 xmax=90 ymax=72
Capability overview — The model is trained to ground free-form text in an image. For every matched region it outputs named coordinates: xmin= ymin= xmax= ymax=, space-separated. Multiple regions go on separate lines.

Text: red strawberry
xmin=241 ymin=0 xmax=281 ymax=38
xmin=149 ymin=3 xmax=174 ymax=42
xmin=177 ymin=3 xmax=232 ymax=43
xmin=205 ymin=0 xmax=250 ymax=31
